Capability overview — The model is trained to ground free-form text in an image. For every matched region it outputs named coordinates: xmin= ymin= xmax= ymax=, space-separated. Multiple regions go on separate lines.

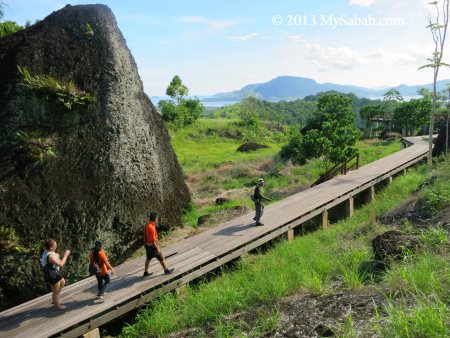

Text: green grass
xmin=172 ymin=119 xmax=402 ymax=227
xmin=170 ymin=119 xmax=283 ymax=174
xmin=171 ymin=119 xmax=400 ymax=176
xmin=181 ymin=199 xmax=245 ymax=228
xmin=375 ymin=293 xmax=449 ymax=338
xmin=122 ymin=166 xmax=430 ymax=337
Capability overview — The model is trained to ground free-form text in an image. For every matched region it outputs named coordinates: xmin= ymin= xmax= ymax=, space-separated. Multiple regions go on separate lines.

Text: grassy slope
xmin=122 ymin=160 xmax=450 ymax=337
xmin=121 ymin=121 xmax=449 ymax=337
xmin=172 ymin=119 xmax=401 ymax=227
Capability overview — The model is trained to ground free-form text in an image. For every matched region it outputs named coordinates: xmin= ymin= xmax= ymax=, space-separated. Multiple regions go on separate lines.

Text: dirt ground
xmin=168 ymin=288 xmax=390 ymax=338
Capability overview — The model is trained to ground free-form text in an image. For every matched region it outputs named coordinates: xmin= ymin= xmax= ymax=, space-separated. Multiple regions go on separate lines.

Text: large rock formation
xmin=0 ymin=4 xmax=190 ymax=309
xmin=432 ymin=126 xmax=450 ymax=157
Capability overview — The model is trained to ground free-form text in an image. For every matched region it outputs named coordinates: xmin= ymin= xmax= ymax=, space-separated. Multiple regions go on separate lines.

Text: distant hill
xmin=204 ymin=76 xmax=450 ymax=101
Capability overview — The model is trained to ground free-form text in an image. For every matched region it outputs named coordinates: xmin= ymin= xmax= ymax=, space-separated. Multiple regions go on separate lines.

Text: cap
xmin=258 ymin=178 xmax=264 ymax=183
xmin=94 ymin=239 xmax=102 ymax=247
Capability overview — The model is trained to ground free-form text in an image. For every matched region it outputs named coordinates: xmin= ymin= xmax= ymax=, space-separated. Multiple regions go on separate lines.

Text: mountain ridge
xmin=202 ymin=75 xmax=450 ymax=101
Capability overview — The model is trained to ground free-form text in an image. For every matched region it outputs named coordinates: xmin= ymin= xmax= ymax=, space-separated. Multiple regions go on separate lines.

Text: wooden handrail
xmin=311 ymin=153 xmax=359 ymax=187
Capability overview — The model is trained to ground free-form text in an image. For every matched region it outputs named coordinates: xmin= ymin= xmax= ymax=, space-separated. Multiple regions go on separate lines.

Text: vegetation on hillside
xmin=170 ymin=119 xmax=400 ymax=228
xmin=209 ymin=92 xmax=377 ymax=128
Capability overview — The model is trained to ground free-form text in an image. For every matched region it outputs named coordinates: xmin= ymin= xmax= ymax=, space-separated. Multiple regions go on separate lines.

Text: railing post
xmin=356 ymin=153 xmax=359 ymax=169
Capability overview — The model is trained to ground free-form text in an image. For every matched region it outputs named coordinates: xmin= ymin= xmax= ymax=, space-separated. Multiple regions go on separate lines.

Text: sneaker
xmin=255 ymin=222 xmax=264 ymax=226
xmin=164 ymin=268 xmax=174 ymax=275
xmin=143 ymin=271 xmax=153 ymax=277
xmin=55 ymin=304 xmax=66 ymax=310
xmin=95 ymin=295 xmax=104 ymax=300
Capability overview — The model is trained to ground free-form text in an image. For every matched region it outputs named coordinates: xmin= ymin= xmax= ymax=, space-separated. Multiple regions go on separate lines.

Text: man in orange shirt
xmin=143 ymin=212 xmax=174 ymax=277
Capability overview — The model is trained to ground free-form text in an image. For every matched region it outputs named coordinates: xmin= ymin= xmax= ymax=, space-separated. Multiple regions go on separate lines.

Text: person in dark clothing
xmin=253 ymin=178 xmax=271 ymax=226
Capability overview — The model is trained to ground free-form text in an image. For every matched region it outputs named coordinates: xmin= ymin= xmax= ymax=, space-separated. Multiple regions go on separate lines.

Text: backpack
xmin=251 ymin=185 xmax=259 ymax=202
xmin=42 ymin=253 xmax=62 ymax=284
xmin=89 ymin=250 xmax=101 ymax=276
xmin=90 ymin=261 xmax=101 ymax=276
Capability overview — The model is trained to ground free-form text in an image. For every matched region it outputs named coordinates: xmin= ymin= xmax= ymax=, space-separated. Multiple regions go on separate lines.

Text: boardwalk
xmin=0 ymin=137 xmax=429 ymax=338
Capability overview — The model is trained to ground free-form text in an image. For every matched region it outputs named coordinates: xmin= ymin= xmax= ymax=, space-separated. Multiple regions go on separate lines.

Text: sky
xmin=3 ymin=0 xmax=450 ymax=96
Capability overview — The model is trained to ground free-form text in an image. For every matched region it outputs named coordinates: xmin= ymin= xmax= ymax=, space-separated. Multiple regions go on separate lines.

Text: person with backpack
xmin=252 ymin=178 xmax=271 ymax=226
xmin=40 ymin=239 xmax=71 ymax=310
xmin=143 ymin=212 xmax=174 ymax=277
xmin=89 ymin=239 xmax=115 ymax=300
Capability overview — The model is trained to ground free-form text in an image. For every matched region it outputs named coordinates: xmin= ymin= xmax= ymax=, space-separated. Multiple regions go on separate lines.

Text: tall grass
xmin=170 ymin=119 xmax=282 ymax=174
xmin=122 ymin=167 xmax=426 ymax=337
xmin=375 ymin=293 xmax=449 ymax=338
xmin=172 ymin=119 xmax=403 ymax=228
xmin=171 ymin=119 xmax=401 ymax=176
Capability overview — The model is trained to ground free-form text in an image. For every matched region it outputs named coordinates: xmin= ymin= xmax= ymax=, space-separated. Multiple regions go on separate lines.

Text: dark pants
xmin=96 ymin=273 xmax=110 ymax=296
xmin=254 ymin=202 xmax=264 ymax=222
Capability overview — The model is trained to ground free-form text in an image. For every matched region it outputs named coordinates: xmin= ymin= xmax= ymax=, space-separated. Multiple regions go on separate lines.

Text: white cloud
xmin=304 ymin=42 xmax=431 ymax=72
xmin=349 ymin=0 xmax=378 ymax=7
xmin=228 ymin=32 xmax=259 ymax=41
xmin=306 ymin=43 xmax=368 ymax=70
xmin=287 ymin=35 xmax=305 ymax=42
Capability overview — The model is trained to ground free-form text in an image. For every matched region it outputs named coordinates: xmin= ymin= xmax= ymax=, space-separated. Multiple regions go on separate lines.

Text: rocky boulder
xmin=432 ymin=126 xmax=449 ymax=157
xmin=372 ymin=231 xmax=420 ymax=263
xmin=0 ymin=4 xmax=190 ymax=309
xmin=236 ymin=142 xmax=269 ymax=152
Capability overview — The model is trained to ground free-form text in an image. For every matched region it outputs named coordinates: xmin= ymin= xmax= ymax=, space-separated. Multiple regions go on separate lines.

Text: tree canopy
xmin=280 ymin=93 xmax=359 ymax=165
xmin=158 ymin=76 xmax=203 ymax=129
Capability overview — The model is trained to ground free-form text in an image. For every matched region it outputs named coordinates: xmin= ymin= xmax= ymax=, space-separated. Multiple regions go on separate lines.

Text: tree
xmin=418 ymin=87 xmax=432 ymax=100
xmin=158 ymin=76 xmax=203 ymax=128
xmin=0 ymin=3 xmax=23 ymax=37
xmin=392 ymin=98 xmax=432 ymax=136
xmin=317 ymin=93 xmax=359 ymax=164
xmin=280 ymin=93 xmax=359 ymax=166
xmin=165 ymin=75 xmax=188 ymax=105
xmin=382 ymin=88 xmax=403 ymax=121
xmin=0 ymin=20 xmax=22 ymax=37
xmin=419 ymin=0 xmax=450 ymax=165
xmin=360 ymin=104 xmax=384 ymax=138
xmin=445 ymin=84 xmax=450 ymax=156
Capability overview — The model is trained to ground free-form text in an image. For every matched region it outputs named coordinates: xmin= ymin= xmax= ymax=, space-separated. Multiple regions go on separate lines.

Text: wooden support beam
xmin=402 ymin=168 xmax=407 ymax=175
xmin=346 ymin=197 xmax=354 ymax=218
xmin=83 ymin=328 xmax=100 ymax=338
xmin=287 ymin=229 xmax=294 ymax=242
xmin=321 ymin=210 xmax=328 ymax=229
xmin=387 ymin=176 xmax=393 ymax=184
xmin=175 ymin=284 xmax=187 ymax=297
xmin=368 ymin=186 xmax=375 ymax=203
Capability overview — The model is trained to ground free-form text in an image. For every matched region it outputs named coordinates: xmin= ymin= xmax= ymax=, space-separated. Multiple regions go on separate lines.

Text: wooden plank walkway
xmin=0 ymin=137 xmax=429 ymax=338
